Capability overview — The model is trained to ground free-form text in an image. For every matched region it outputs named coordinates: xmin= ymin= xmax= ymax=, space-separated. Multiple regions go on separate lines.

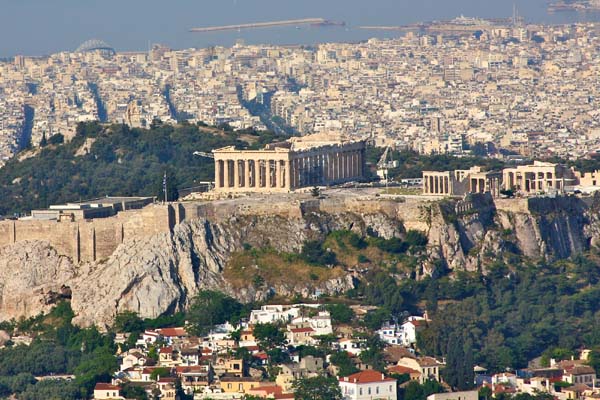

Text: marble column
xmin=285 ymin=160 xmax=291 ymax=190
xmin=276 ymin=160 xmax=282 ymax=188
xmin=223 ymin=159 xmax=230 ymax=188
xmin=252 ymin=160 xmax=258 ymax=188
xmin=215 ymin=160 xmax=222 ymax=189
xmin=268 ymin=160 xmax=275 ymax=189
xmin=233 ymin=159 xmax=240 ymax=189
xmin=260 ymin=160 xmax=266 ymax=188
xmin=343 ymin=152 xmax=349 ymax=179
xmin=330 ymin=154 xmax=336 ymax=182
xmin=324 ymin=153 xmax=330 ymax=183
xmin=245 ymin=160 xmax=251 ymax=188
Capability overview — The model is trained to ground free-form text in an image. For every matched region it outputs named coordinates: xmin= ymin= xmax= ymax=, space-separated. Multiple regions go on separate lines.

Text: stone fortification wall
xmin=495 ymin=196 xmax=592 ymax=215
xmin=180 ymin=196 xmax=431 ymax=232
xmin=0 ymin=204 xmax=174 ymax=263
xmin=4 ymin=194 xmax=554 ymax=265
xmin=495 ymin=198 xmax=530 ymax=214
xmin=182 ymin=200 xmax=305 ymax=220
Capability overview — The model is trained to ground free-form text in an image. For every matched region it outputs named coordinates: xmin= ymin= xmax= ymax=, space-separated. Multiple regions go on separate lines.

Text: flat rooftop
xmin=69 ymin=196 xmax=154 ymax=206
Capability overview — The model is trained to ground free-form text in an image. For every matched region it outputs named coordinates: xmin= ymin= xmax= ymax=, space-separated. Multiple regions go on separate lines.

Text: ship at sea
xmin=548 ymin=0 xmax=600 ymax=12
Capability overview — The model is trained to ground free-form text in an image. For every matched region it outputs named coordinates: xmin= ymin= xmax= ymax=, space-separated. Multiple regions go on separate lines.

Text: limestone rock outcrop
xmin=0 ymin=195 xmax=598 ymax=328
xmin=0 ymin=241 xmax=77 ymax=321
xmin=67 ymin=212 xmax=400 ymax=327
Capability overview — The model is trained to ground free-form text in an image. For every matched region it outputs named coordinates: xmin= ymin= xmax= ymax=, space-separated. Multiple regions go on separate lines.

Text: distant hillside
xmin=0 ymin=121 xmax=281 ymax=216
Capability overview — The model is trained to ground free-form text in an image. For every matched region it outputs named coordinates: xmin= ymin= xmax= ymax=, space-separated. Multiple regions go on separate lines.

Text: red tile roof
xmin=494 ymin=384 xmax=517 ymax=394
xmin=157 ymin=327 xmax=187 ymax=337
xmin=275 ymin=394 xmax=295 ymax=399
xmin=341 ymin=370 xmax=396 ymax=384
xmin=250 ymin=385 xmax=283 ymax=394
xmin=387 ymin=365 xmax=420 ymax=375
xmin=175 ymin=366 xmax=207 ymax=373
xmin=159 ymin=347 xmax=173 ymax=354
xmin=94 ymin=383 xmax=121 ymax=391
xmin=254 ymin=352 xmax=268 ymax=360
xmin=142 ymin=367 xmax=157 ymax=374
xmin=290 ymin=327 xmax=315 ymax=333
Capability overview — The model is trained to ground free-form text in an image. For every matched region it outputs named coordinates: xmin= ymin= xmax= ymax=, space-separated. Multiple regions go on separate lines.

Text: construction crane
xmin=377 ymin=146 xmax=398 ymax=186
xmin=193 ymin=151 xmax=214 ymax=159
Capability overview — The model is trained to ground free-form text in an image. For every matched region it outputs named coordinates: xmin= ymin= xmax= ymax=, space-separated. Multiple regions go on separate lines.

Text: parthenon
xmin=213 ymin=133 xmax=366 ymax=192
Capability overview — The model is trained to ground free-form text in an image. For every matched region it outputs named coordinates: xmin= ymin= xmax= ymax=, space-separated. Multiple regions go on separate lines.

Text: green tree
xmin=150 ymin=367 xmax=171 ymax=381
xmin=40 ymin=132 xmax=47 ymax=147
xmin=479 ymin=386 xmax=492 ymax=400
xmin=443 ymin=333 xmax=474 ymax=390
xmin=325 ymin=304 xmax=355 ymax=325
xmin=587 ymin=348 xmax=600 ymax=373
xmin=186 ymin=290 xmax=243 ymax=336
xmin=329 ymin=351 xmax=359 ymax=377
xmin=113 ymin=311 xmax=145 ymax=333
xmin=301 ymin=240 xmax=336 ymax=266
xmin=405 ymin=230 xmax=428 ymax=248
xmin=292 ymin=375 xmax=342 ymax=400
xmin=362 ymin=308 xmax=390 ymax=331
xmin=359 ymin=335 xmax=386 ymax=372
xmin=49 ymin=133 xmax=64 ymax=145
xmin=253 ymin=323 xmax=285 ymax=351
xmin=401 ymin=380 xmax=445 ymax=400
xmin=121 ymin=382 xmax=149 ymax=400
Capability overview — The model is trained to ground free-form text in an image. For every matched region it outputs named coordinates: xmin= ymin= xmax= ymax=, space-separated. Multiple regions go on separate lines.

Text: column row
xmin=290 ymin=149 xmax=364 ymax=188
xmin=423 ymin=175 xmax=450 ymax=195
xmin=215 ymin=159 xmax=291 ymax=191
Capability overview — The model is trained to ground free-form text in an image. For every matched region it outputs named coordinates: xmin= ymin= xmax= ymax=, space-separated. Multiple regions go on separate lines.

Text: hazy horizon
xmin=2 ymin=0 xmax=600 ymax=57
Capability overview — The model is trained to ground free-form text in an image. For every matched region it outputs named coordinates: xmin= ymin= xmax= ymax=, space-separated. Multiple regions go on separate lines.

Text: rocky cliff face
xmin=0 ymin=211 xmax=402 ymax=328
xmin=424 ymin=195 xmax=596 ymax=273
xmin=0 ymin=196 xmax=597 ymax=328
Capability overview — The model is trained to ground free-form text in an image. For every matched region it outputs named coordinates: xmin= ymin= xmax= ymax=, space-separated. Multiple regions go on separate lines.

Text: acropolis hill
xmin=0 ymin=187 xmax=598 ymax=328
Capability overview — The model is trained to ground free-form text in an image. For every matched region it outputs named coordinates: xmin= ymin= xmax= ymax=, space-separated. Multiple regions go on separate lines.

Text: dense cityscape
xmin=6 ymin=19 xmax=600 ymax=167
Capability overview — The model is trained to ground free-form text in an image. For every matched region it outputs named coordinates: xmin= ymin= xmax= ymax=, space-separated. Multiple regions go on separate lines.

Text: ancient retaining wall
xmin=0 ymin=204 xmax=174 ymax=263
xmin=3 ymin=194 xmax=564 ymax=265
